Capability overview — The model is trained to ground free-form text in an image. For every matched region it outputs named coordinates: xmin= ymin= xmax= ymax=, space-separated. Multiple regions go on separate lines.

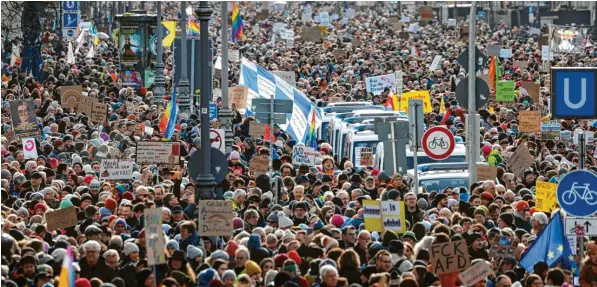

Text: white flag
xmin=86 ymin=45 xmax=94 ymax=59
xmin=67 ymin=42 xmax=76 ymax=64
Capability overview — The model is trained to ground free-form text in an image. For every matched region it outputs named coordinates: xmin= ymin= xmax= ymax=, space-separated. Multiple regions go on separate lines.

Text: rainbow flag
xmin=231 ymin=2 xmax=244 ymax=43
xmin=187 ymin=18 xmax=200 ymax=37
xmin=58 ymin=246 xmax=74 ymax=287
xmin=159 ymin=87 xmax=178 ymax=140
xmin=488 ymin=56 xmax=500 ymax=91
xmin=307 ymin=109 xmax=317 ymax=148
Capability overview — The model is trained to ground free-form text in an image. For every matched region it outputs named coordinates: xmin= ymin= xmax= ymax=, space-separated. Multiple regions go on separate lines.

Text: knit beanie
xmin=197 ymin=268 xmax=219 ymax=286
xmin=123 ymin=242 xmax=139 ymax=256
xmin=287 ymin=250 xmax=302 ymax=265
xmin=245 ymin=260 xmax=261 ymax=276
xmin=75 ymin=278 xmax=92 ymax=287
xmin=221 ymin=270 xmax=236 ymax=282
xmin=187 ymin=245 xmax=203 ymax=260
xmin=232 ymin=217 xmax=244 ymax=230
xmin=417 ymin=198 xmax=429 ymax=210
xmin=59 ymin=199 xmax=74 ymax=209
xmin=104 ymin=198 xmax=117 ymax=212
xmin=330 ymin=215 xmax=344 ymax=228
xmin=166 ymin=239 xmax=179 ymax=251
xmin=225 ymin=240 xmax=239 ymax=257
xmin=278 ymin=214 xmax=294 ymax=229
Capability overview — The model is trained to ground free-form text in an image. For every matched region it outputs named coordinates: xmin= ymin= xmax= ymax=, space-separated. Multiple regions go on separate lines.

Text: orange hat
xmin=516 ymin=201 xmax=530 ymax=212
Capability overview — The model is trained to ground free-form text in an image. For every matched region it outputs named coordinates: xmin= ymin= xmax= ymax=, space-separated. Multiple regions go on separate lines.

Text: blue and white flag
xmin=239 ymin=58 xmax=322 ymax=144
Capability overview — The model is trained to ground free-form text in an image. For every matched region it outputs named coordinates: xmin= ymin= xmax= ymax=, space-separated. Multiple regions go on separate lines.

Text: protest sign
xmin=144 ymin=208 xmax=166 ymax=265
xmin=99 ymin=159 xmax=134 ymax=180
xmin=536 ymin=181 xmax=558 ymax=212
xmin=319 ymin=11 xmax=330 ymax=26
xmin=328 ymin=97 xmax=343 ymax=103
xmin=499 ymin=48 xmax=512 ymax=58
xmin=519 ymin=111 xmax=541 ymax=133
xmin=399 ymin=90 xmax=433 ymax=114
xmin=447 ymin=19 xmax=456 ymax=27
xmin=541 ymin=45 xmax=553 ymax=61
xmin=489 ymin=236 xmax=515 ymax=260
xmin=249 ymin=122 xmax=267 ymax=137
xmin=476 ymin=165 xmax=497 ymax=182
xmin=302 ymin=26 xmax=322 ymax=42
xmin=560 ymin=130 xmax=572 ymax=143
xmin=22 ymin=138 xmax=38 ymax=159
xmin=78 ymin=96 xmax=94 ymax=117
xmin=229 ymin=49 xmax=240 ymax=62
xmin=301 ymin=12 xmax=313 ymax=23
xmin=541 ymin=122 xmax=561 ymax=140
xmin=521 ymin=82 xmax=540 ymax=103
xmin=508 ymin=143 xmax=534 ymax=177
xmin=514 ymin=60 xmax=528 ymax=70
xmin=429 ymin=240 xmax=471 ymax=275
xmin=198 ymin=200 xmax=234 ymax=236
xmin=365 ymin=73 xmax=397 ymax=95
xmin=145 ymin=70 xmax=156 ymax=88
xmin=363 ymin=200 xmax=383 ymax=232
xmin=486 ymin=45 xmax=501 ymax=57
xmin=458 ymin=261 xmax=495 ymax=286
xmin=229 ymin=86 xmax=248 ymax=109
xmin=256 ymin=9 xmax=269 ymax=20
xmin=281 ymin=29 xmax=294 ymax=40
xmin=292 ymin=146 xmax=317 ymax=166
xmin=135 ymin=141 xmax=181 ymax=164
xmin=273 ymin=71 xmax=296 ymax=87
xmin=549 ymin=25 xmax=590 ymax=54
xmin=273 ymin=22 xmax=285 ymax=33
xmin=333 ymin=49 xmax=347 ymax=59
xmin=398 ymin=31 xmax=409 ymax=40
xmin=381 ymin=201 xmax=407 ymax=233
xmin=249 ymin=156 xmax=269 ymax=175
xmin=429 ymin=55 xmax=442 ymax=71
xmin=46 ymin=206 xmax=78 ymax=231
xmin=60 ymin=85 xmax=82 ymax=108
xmin=10 ymin=99 xmax=40 ymax=138
xmin=496 ymin=81 xmax=515 ymax=102
xmin=420 ymin=6 xmax=433 ymax=21
xmin=574 ymin=129 xmax=595 ymax=146
xmin=91 ymin=100 xmax=107 ymax=124
xmin=358 ymin=147 xmax=374 ymax=167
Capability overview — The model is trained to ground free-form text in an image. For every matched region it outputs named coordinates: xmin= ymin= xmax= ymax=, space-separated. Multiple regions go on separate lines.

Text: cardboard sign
xmin=272 ymin=71 xmax=296 ymax=87
xmin=536 ymin=181 xmax=558 ymax=212
xmin=91 ymin=100 xmax=107 ymax=124
xmin=302 ymin=26 xmax=322 ymax=42
xmin=99 ymin=159 xmax=134 ymax=180
xmin=458 ymin=261 xmax=495 ymax=286
xmin=256 ymin=9 xmax=269 ymax=20
xmin=479 ymin=74 xmax=492 ymax=90
xmin=60 ymin=85 xmax=82 ymax=108
xmin=398 ymin=31 xmax=409 ymax=40
xmin=486 ymin=45 xmax=501 ymax=57
xmin=292 ymin=146 xmax=317 ymax=166
xmin=46 ymin=206 xmax=78 ymax=231
xmin=229 ymin=86 xmax=248 ymax=109
xmin=496 ymin=81 xmax=515 ymax=102
xmin=476 ymin=164 xmax=497 ymax=182
xmin=359 ymin=147 xmax=373 ymax=166
xmin=519 ymin=111 xmax=541 ymax=133
xmin=144 ymin=208 xmax=166 ymax=265
xmin=333 ymin=49 xmax=347 ymax=59
xmin=249 ymin=156 xmax=269 ymax=175
xmin=328 ymin=97 xmax=343 ymax=103
xmin=198 ymin=200 xmax=234 ymax=236
xmin=250 ymin=122 xmax=267 ymax=137
xmin=429 ymin=240 xmax=471 ymax=275
xmin=78 ymin=96 xmax=94 ymax=117
xmin=508 ymin=143 xmax=534 ymax=178
xmin=135 ymin=141 xmax=181 ymax=164
xmin=521 ymin=82 xmax=540 ymax=103
xmin=514 ymin=60 xmax=528 ymax=70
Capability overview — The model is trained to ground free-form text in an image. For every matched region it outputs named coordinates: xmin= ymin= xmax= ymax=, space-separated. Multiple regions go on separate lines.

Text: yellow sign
xmin=113 ymin=29 xmax=119 ymax=46
xmin=399 ymin=90 xmax=433 ymax=114
xmin=162 ymin=21 xmax=177 ymax=48
xmin=536 ymin=181 xmax=558 ymax=212
xmin=363 ymin=200 xmax=383 ymax=232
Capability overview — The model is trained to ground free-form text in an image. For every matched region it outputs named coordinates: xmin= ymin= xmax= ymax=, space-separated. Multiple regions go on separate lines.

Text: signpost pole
xmin=579 ymin=131 xmax=586 ymax=267
xmin=390 ymin=123 xmax=398 ymax=177
xmin=467 ymin=2 xmax=478 ymax=187
xmin=269 ymin=94 xmax=275 ymax=175
xmin=412 ymin=103 xmax=419 ymax=194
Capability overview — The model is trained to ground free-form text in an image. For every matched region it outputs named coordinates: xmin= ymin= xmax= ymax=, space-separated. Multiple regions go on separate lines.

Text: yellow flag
xmin=162 ymin=21 xmax=177 ymax=47
xmin=439 ymin=96 xmax=446 ymax=113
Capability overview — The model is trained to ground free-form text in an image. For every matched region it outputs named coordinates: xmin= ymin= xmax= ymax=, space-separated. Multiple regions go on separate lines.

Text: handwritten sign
xmin=249 ymin=156 xmax=269 ymax=175
xmin=536 ymin=181 xmax=558 ymax=212
xmin=198 ymin=200 xmax=234 ymax=236
xmin=272 ymin=70 xmax=296 ymax=87
xmin=46 ymin=206 xmax=78 ymax=231
xmin=458 ymin=260 xmax=494 ymax=286
xmin=521 ymin=82 xmax=540 ymax=103
xmin=476 ymin=165 xmax=497 ymax=182
xmin=302 ymin=26 xmax=322 ymax=42
xmin=399 ymin=90 xmax=433 ymax=114
xmin=91 ymin=100 xmax=107 ymax=124
xmin=508 ymin=143 xmax=534 ymax=178
xmin=496 ymin=81 xmax=515 ymax=102
xmin=381 ymin=201 xmax=407 ymax=233
xmin=429 ymin=240 xmax=471 ymax=275
xmin=78 ymin=96 xmax=94 ymax=117
xmin=229 ymin=49 xmax=240 ymax=62
xmin=99 ymin=159 xmax=134 ymax=180
xmin=365 ymin=73 xmax=397 ymax=95
xmin=229 ymin=86 xmax=248 ymax=109
xmin=363 ymin=200 xmax=383 ymax=232
xmin=60 ymin=85 xmax=82 ymax=108
xmin=250 ymin=122 xmax=267 ymax=137
xmin=144 ymin=208 xmax=166 ymax=265
xmin=135 ymin=141 xmax=181 ymax=164
xmin=519 ymin=111 xmax=541 ymax=133
xmin=359 ymin=147 xmax=373 ymax=167
xmin=292 ymin=146 xmax=317 ymax=166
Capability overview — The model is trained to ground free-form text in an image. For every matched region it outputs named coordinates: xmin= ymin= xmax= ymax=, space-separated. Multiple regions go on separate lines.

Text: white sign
xmin=458 ymin=261 xmax=495 ymax=286
xmin=212 ymin=88 xmax=222 ymax=101
xmin=408 ymin=23 xmax=419 ymax=33
xmin=530 ymin=27 xmax=541 ymax=35
xmin=136 ymin=142 xmax=181 ymax=164
xmin=319 ymin=11 xmax=330 ymax=26
xmin=541 ymin=45 xmax=553 ymax=61
xmin=429 ymin=55 xmax=442 ymax=71
xmin=272 ymin=70 xmax=296 ymax=87
xmin=396 ymin=71 xmax=404 ymax=96
xmin=565 ymin=217 xmax=597 ymax=236
xmin=500 ymin=48 xmax=513 ymax=58
xmin=209 ymin=129 xmax=226 ymax=153
xmin=22 ymin=138 xmax=38 ymax=159
xmin=292 ymin=146 xmax=317 ymax=166
xmin=229 ymin=49 xmax=240 ymax=62
xmin=346 ymin=8 xmax=356 ymax=18
xmin=447 ymin=19 xmax=456 ymax=27
xmin=301 ymin=12 xmax=313 ymax=23
xmin=573 ymin=129 xmax=595 ymax=146
xmin=252 ymin=25 xmax=259 ymax=35
xmin=355 ymin=147 xmax=374 ymax=167
xmin=214 ymin=56 xmax=222 ymax=69
xmin=401 ymin=16 xmax=410 ymax=23
xmin=273 ymin=22 xmax=286 ymax=33
xmin=99 ymin=159 xmax=134 ymax=180
xmin=281 ymin=29 xmax=294 ymax=40
xmin=365 ymin=73 xmax=397 ymax=95
xmin=568 ymin=236 xmax=577 ymax=255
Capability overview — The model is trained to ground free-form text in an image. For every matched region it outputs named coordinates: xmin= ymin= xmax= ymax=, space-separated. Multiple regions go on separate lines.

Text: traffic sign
xmin=187 ymin=147 xmax=227 ymax=183
xmin=62 ymin=1 xmax=79 ymax=11
xmin=565 ymin=217 xmax=597 ymax=236
xmin=455 ymin=77 xmax=490 ymax=109
xmin=456 ymin=47 xmax=489 ymax=73
xmin=422 ymin=126 xmax=455 ymax=160
xmin=63 ymin=12 xmax=79 ymax=28
xmin=551 ymin=68 xmax=597 ymax=119
xmin=408 ymin=99 xmax=424 ymax=149
xmin=63 ymin=29 xmax=78 ymax=40
xmin=209 ymin=129 xmax=225 ymax=153
xmin=556 ymin=170 xmax=597 ymax=216
xmin=209 ymin=103 xmax=218 ymax=121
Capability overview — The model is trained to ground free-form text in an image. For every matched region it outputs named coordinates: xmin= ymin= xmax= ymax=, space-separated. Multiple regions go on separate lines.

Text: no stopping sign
xmin=422 ymin=126 xmax=455 ymax=160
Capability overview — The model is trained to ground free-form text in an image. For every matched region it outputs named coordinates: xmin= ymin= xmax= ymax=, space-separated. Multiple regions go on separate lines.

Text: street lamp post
xmin=219 ymin=2 xmax=234 ymax=154
xmin=153 ymin=1 xmax=166 ymax=105
xmin=195 ymin=1 xmax=216 ymax=200
xmin=178 ymin=1 xmax=192 ymax=115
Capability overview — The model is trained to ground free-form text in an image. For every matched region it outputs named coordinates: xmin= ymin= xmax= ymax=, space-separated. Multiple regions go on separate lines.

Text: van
xmin=345 ymin=128 xmax=379 ymax=168
xmin=319 ymin=104 xmax=382 ymax=142
xmin=374 ymin=142 xmax=467 ymax=172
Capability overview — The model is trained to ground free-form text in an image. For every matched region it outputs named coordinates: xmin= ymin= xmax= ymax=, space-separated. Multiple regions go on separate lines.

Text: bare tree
xmin=1 ymin=1 xmax=59 ymax=39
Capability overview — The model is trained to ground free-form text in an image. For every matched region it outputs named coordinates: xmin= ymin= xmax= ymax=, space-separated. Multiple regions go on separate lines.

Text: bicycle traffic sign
xmin=422 ymin=126 xmax=455 ymax=160
xmin=556 ymin=170 xmax=597 ymax=216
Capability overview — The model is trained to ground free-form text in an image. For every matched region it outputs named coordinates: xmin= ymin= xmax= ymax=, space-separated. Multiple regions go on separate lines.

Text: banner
xmin=144 ymin=208 xmax=166 ymax=265
xmin=240 ymin=58 xmax=322 ymax=144
xmin=292 ymin=146 xmax=317 ymax=166
xmin=399 ymin=90 xmax=433 ymax=114
xmin=363 ymin=200 xmax=383 ymax=232
xmin=549 ymin=25 xmax=590 ymax=54
xmin=10 ymin=99 xmax=40 ymax=138
xmin=365 ymin=73 xmax=397 ymax=95
xmin=536 ymin=181 xmax=558 ymax=212
xmin=99 ymin=159 xmax=135 ymax=180
xmin=198 ymin=200 xmax=235 ymax=236
xmin=135 ymin=141 xmax=181 ymax=164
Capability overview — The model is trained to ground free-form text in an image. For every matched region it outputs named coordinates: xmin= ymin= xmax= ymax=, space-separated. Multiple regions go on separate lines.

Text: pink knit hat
xmin=330 ymin=215 xmax=344 ymax=228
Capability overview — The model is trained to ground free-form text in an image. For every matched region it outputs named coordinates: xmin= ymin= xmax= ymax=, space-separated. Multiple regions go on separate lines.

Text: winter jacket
xmin=405 ymin=207 xmax=424 ymax=226
xmin=79 ymin=257 xmax=115 ymax=283
xmin=580 ymin=260 xmax=597 ymax=287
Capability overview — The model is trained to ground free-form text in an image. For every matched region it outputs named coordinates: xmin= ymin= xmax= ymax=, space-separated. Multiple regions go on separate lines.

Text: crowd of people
xmin=2 ymin=1 xmax=597 ymax=287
